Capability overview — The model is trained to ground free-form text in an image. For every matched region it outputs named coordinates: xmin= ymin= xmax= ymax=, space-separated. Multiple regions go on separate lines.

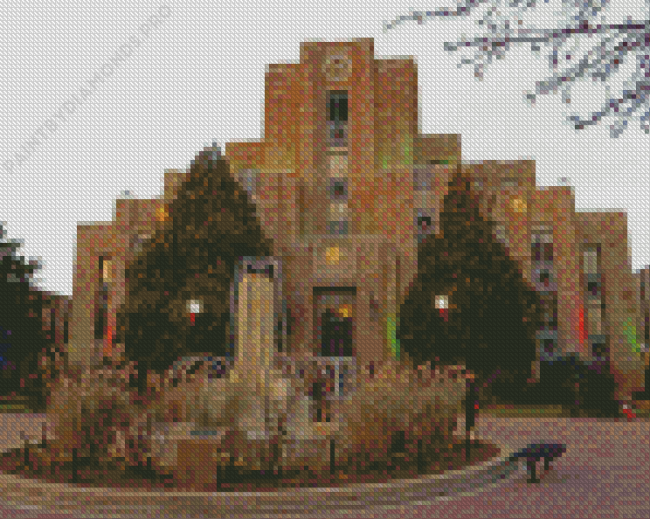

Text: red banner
xmin=103 ymin=324 xmax=113 ymax=357
xmin=579 ymin=305 xmax=587 ymax=345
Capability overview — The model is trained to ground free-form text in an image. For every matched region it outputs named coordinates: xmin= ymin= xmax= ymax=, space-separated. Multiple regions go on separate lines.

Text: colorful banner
xmin=579 ymin=305 xmax=587 ymax=346
xmin=103 ymin=324 xmax=113 ymax=357
xmin=623 ymin=317 xmax=640 ymax=354
xmin=387 ymin=314 xmax=400 ymax=360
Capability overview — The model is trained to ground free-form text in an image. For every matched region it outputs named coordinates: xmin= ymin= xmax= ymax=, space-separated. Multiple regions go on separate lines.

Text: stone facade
xmin=635 ymin=266 xmax=650 ymax=392
xmin=637 ymin=267 xmax=650 ymax=351
xmin=67 ymin=38 xmax=645 ymax=401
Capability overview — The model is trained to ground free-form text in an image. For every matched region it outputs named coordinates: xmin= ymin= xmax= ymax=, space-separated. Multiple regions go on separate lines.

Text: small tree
xmin=0 ymin=224 xmax=51 ymax=406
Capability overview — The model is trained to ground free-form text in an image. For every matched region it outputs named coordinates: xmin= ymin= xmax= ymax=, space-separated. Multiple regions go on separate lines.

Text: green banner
xmin=402 ymin=137 xmax=413 ymax=167
xmin=387 ymin=314 xmax=400 ymax=360
xmin=623 ymin=317 xmax=640 ymax=354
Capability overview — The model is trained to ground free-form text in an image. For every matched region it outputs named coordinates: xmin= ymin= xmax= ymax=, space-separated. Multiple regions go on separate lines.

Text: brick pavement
xmin=1 ymin=413 xmax=648 ymax=518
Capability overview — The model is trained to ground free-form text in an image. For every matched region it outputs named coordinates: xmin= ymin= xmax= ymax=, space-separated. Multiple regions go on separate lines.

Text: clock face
xmin=323 ymin=53 xmax=351 ymax=82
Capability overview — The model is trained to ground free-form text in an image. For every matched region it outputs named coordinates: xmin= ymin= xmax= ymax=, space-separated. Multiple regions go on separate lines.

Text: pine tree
xmin=0 ymin=225 xmax=50 ymax=402
xmin=116 ymin=148 xmax=274 ymax=384
xmin=397 ymin=171 xmax=544 ymax=398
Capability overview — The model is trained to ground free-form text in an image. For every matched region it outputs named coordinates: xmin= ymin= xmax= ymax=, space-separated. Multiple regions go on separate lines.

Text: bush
xmin=39 ymin=358 xmax=161 ymax=476
xmin=489 ymin=355 xmax=621 ymax=417
xmin=0 ymin=344 xmax=63 ymax=412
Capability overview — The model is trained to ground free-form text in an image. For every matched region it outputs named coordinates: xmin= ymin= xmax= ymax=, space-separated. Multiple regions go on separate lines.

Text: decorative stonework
xmin=510 ymin=196 xmax=527 ymax=213
xmin=325 ymin=246 xmax=340 ymax=265
xmin=317 ymin=243 xmax=355 ymax=276
xmin=323 ymin=52 xmax=352 ymax=82
xmin=156 ymin=205 xmax=168 ymax=222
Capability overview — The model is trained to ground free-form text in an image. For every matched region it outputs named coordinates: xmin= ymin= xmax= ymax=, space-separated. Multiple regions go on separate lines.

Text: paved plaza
xmin=1 ymin=413 xmax=648 ymax=519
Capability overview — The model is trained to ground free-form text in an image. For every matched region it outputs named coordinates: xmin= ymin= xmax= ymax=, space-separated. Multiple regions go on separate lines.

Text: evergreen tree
xmin=116 ymin=148 xmax=274 ymax=384
xmin=397 ymin=171 xmax=544 ymax=398
xmin=0 ymin=225 xmax=50 ymax=403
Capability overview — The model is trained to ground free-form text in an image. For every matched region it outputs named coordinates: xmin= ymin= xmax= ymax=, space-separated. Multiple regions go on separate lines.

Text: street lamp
xmin=186 ymin=299 xmax=203 ymax=325
xmin=435 ymin=295 xmax=449 ymax=322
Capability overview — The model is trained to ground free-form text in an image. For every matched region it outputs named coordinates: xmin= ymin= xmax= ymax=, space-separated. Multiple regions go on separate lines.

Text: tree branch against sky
xmin=384 ymin=0 xmax=650 ymax=138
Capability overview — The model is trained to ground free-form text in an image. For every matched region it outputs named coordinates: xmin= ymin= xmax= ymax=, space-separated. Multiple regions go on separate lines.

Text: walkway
xmin=1 ymin=413 xmax=648 ymax=518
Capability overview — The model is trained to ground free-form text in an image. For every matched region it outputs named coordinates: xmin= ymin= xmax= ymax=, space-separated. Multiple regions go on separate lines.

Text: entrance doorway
xmin=312 ymin=287 xmax=358 ymax=423
xmin=313 ymin=287 xmax=356 ymax=357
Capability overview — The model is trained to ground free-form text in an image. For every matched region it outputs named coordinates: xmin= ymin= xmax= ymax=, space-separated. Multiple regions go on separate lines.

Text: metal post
xmin=465 ymin=378 xmax=477 ymax=461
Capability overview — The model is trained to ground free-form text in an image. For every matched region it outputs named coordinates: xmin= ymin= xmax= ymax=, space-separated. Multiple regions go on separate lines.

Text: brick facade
xmin=66 ymin=38 xmax=645 ymax=401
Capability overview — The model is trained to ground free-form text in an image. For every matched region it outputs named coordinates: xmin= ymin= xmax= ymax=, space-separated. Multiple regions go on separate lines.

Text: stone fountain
xmin=146 ymin=258 xmax=470 ymax=487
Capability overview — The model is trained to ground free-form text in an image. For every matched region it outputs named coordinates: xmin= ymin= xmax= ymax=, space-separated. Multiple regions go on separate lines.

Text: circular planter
xmin=0 ymin=440 xmax=519 ymax=518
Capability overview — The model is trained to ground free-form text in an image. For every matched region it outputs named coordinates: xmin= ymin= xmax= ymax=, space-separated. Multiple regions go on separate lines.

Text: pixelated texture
xmin=1 ymin=36 xmax=649 ymax=517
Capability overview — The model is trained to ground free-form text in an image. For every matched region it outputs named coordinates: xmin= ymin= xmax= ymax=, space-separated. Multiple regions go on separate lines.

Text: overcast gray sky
xmin=1 ymin=0 xmax=648 ymax=297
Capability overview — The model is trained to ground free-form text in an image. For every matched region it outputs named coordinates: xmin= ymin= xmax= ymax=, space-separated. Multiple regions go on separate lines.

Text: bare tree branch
xmin=384 ymin=0 xmax=650 ymax=137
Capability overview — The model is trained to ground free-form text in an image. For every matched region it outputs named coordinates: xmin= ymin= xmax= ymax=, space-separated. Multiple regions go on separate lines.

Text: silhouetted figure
xmin=464 ymin=377 xmax=478 ymax=460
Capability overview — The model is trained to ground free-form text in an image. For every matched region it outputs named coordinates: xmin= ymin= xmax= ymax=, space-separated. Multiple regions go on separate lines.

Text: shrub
xmin=36 ymin=358 xmax=161 ymax=477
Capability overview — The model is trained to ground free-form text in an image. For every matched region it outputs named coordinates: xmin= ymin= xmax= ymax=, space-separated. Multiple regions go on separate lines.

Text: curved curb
xmin=0 ymin=441 xmax=521 ymax=518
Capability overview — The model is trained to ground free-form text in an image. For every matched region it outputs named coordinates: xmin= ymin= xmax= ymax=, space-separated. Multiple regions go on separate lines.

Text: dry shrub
xmin=34 ymin=359 xmax=162 ymax=476
xmin=156 ymin=355 xmax=233 ymax=425
xmin=19 ymin=353 xmax=470 ymax=486
xmin=273 ymin=358 xmax=469 ymax=476
xmin=334 ymin=360 xmax=468 ymax=473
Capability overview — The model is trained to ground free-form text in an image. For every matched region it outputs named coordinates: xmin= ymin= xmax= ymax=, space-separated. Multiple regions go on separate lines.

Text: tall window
xmin=532 ymin=241 xmax=554 ymax=262
xmin=582 ymin=244 xmax=607 ymax=361
xmin=415 ymin=209 xmax=433 ymax=244
xmin=48 ymin=308 xmax=55 ymax=343
xmin=328 ymin=91 xmax=348 ymax=123
xmin=320 ymin=308 xmax=353 ymax=357
xmin=326 ymin=174 xmax=349 ymax=235
xmin=327 ymin=220 xmax=349 ymax=235
xmin=531 ymin=230 xmax=554 ymax=268
xmin=642 ymin=277 xmax=650 ymax=346
xmin=94 ymin=257 xmax=110 ymax=341
xmin=327 ymin=91 xmax=348 ymax=148
xmin=314 ymin=287 xmax=355 ymax=358
xmin=63 ymin=313 xmax=69 ymax=344
xmin=531 ymin=228 xmax=557 ymax=358
xmin=328 ymin=177 xmax=348 ymax=202
xmin=413 ymin=168 xmax=434 ymax=192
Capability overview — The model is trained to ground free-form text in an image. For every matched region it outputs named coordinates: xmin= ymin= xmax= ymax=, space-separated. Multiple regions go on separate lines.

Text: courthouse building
xmin=66 ymin=38 xmax=646 ymax=402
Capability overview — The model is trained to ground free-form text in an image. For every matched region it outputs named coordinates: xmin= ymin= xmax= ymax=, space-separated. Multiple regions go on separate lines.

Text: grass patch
xmin=482 ymin=405 xmax=568 ymax=418
xmin=0 ymin=395 xmax=46 ymax=414
xmin=0 ymin=404 xmax=34 ymax=414
xmin=483 ymin=401 xmax=650 ymax=419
